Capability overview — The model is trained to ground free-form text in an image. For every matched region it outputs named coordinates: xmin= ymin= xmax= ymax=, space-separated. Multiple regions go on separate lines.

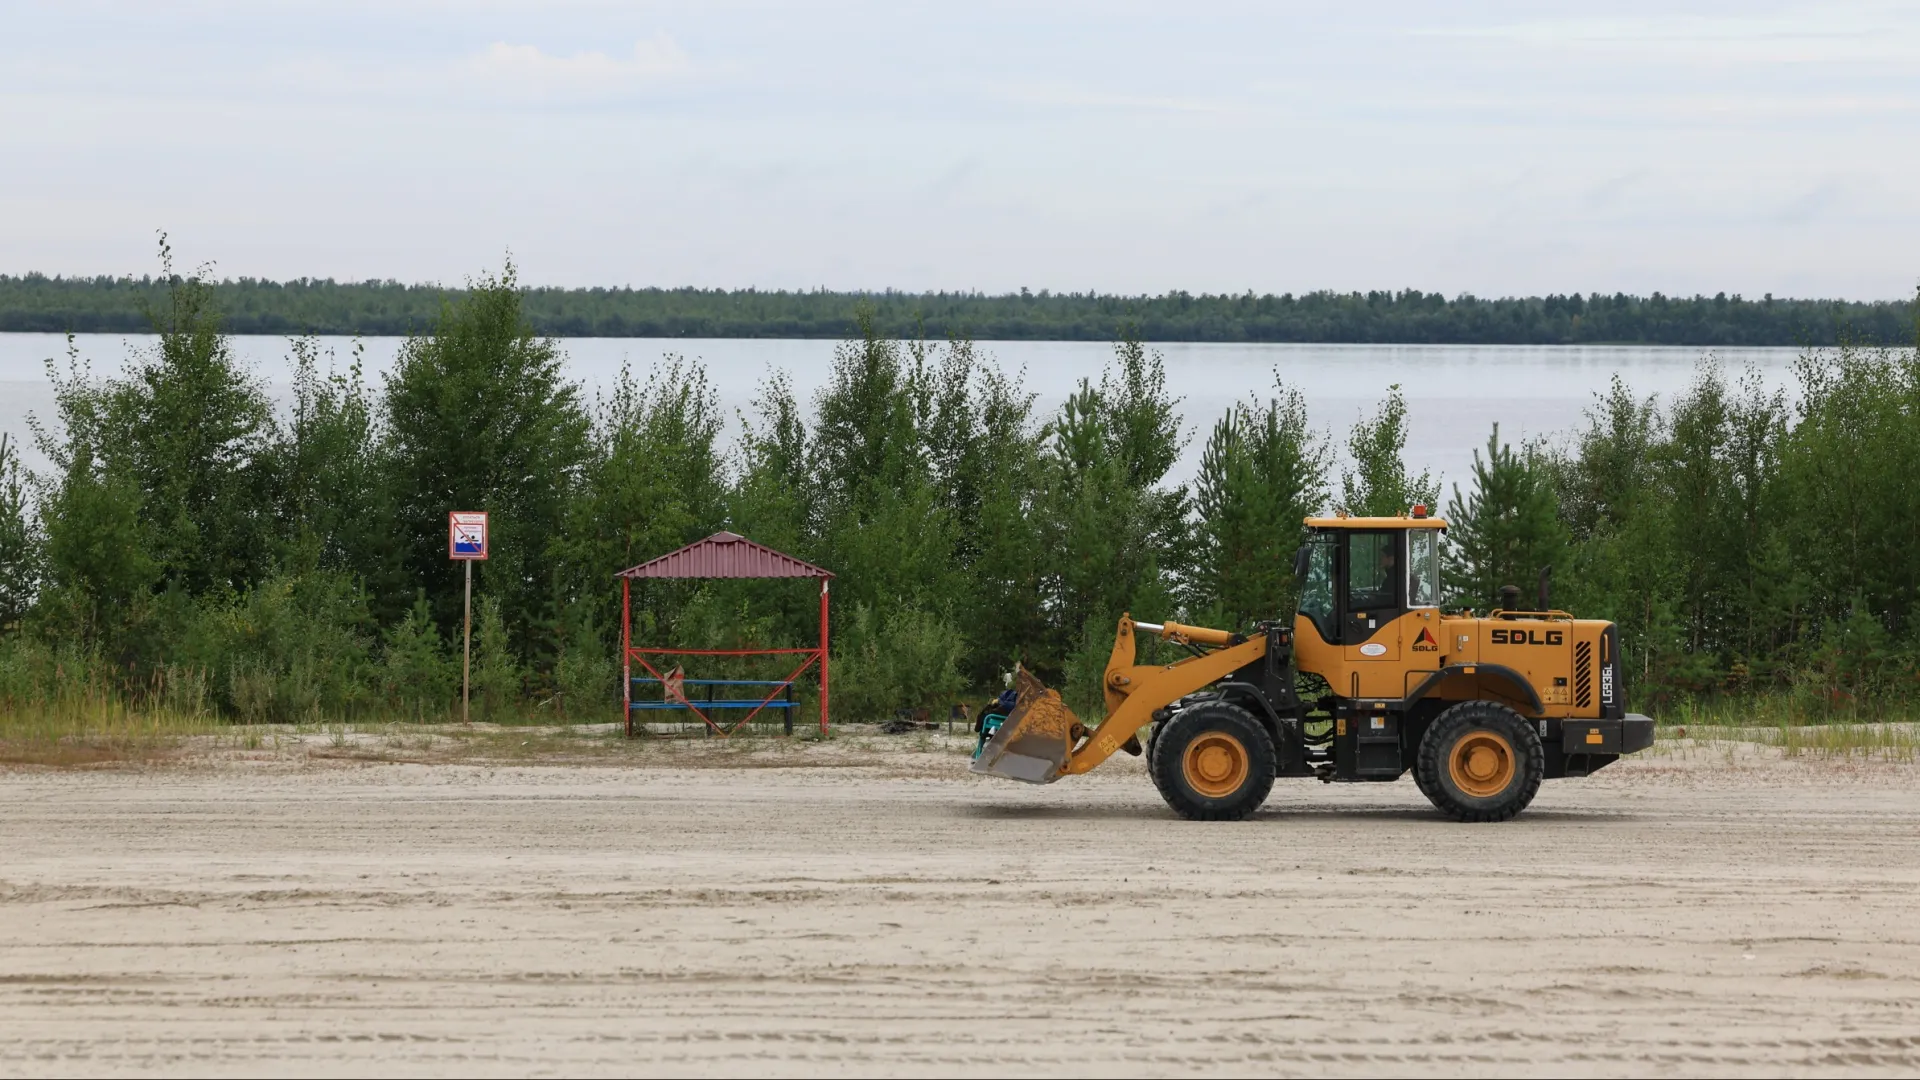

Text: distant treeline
xmin=1 ymin=273 xmax=1914 ymax=346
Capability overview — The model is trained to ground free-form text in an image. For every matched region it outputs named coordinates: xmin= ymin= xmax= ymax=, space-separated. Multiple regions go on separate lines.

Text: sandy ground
xmin=2 ymin=739 xmax=1918 ymax=1078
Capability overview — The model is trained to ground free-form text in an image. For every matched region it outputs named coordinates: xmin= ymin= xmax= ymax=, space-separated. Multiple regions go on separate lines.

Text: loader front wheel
xmin=1414 ymin=701 xmax=1544 ymax=822
xmin=1150 ymin=704 xmax=1275 ymax=821
xmin=1144 ymin=721 xmax=1164 ymax=788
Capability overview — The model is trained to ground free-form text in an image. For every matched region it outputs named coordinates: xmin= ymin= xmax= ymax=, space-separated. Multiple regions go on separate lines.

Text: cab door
xmin=1341 ymin=530 xmax=1402 ymax=671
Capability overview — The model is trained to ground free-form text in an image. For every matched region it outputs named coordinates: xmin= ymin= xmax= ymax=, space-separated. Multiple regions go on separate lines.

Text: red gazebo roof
xmin=615 ymin=532 xmax=833 ymax=580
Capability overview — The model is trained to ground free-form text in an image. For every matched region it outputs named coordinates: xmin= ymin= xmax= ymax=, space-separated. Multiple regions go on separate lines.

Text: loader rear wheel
xmin=1414 ymin=701 xmax=1544 ymax=822
xmin=1150 ymin=704 xmax=1275 ymax=821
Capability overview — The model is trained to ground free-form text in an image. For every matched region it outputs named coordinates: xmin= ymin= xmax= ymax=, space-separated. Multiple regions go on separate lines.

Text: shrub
xmin=555 ymin=612 xmax=614 ymax=721
xmin=469 ymin=595 xmax=520 ymax=721
xmin=383 ymin=593 xmax=454 ymax=719
xmin=831 ymin=603 xmax=966 ymax=721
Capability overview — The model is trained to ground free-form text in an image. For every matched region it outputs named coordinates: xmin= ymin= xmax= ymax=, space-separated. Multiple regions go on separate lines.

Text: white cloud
xmin=468 ymin=33 xmax=692 ymax=94
xmin=991 ymin=80 xmax=1249 ymax=117
xmin=1428 ymin=10 xmax=1920 ymax=65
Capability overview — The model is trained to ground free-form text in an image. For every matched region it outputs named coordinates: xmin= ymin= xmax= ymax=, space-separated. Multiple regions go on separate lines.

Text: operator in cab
xmin=1348 ymin=535 xmax=1398 ymax=611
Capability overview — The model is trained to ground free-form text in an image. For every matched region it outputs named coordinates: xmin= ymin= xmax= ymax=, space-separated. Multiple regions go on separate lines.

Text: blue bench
xmin=629 ymin=678 xmax=798 ymax=734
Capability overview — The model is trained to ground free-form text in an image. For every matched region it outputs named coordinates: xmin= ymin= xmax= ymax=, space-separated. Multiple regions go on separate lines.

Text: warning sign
xmin=449 ymin=511 xmax=489 ymax=560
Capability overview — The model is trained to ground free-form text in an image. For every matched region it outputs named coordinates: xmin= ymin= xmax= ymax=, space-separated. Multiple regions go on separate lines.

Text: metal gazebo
xmin=616 ymin=532 xmax=833 ymax=737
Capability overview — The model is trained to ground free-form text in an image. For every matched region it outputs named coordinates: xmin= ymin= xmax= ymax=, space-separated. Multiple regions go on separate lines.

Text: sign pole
xmin=463 ymin=558 xmax=472 ymax=725
xmin=448 ymin=510 xmax=488 ymax=727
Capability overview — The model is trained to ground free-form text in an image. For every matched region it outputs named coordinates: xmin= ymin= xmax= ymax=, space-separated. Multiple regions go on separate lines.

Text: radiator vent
xmin=1574 ymin=641 xmax=1594 ymax=710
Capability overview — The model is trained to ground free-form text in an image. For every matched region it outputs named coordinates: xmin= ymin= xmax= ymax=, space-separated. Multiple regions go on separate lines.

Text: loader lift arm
xmin=1063 ymin=616 xmax=1269 ymax=775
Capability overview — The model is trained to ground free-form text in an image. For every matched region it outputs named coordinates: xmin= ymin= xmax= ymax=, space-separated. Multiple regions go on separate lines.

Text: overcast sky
xmin=4 ymin=1 xmax=1918 ymax=297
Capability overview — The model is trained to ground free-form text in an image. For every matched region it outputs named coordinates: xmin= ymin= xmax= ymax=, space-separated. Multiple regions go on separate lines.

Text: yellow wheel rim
xmin=1182 ymin=732 xmax=1249 ymax=798
xmin=1448 ymin=729 xmax=1517 ymax=798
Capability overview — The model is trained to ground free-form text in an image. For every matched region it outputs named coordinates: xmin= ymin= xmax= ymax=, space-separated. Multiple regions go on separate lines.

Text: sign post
xmin=448 ymin=512 xmax=489 ymax=724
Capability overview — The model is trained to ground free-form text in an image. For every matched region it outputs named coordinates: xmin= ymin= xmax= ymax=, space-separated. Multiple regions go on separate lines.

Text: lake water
xmin=0 ymin=334 xmax=1805 ymax=499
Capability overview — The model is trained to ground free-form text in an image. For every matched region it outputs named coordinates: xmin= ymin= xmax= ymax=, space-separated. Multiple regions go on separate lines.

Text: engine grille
xmin=1574 ymin=641 xmax=1594 ymax=709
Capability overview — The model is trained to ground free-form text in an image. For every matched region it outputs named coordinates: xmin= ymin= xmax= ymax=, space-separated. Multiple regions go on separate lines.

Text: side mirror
xmin=1292 ymin=544 xmax=1311 ymax=581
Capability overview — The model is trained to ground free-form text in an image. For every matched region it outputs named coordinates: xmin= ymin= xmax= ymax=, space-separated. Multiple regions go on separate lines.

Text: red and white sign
xmin=449 ymin=511 xmax=489 ymax=560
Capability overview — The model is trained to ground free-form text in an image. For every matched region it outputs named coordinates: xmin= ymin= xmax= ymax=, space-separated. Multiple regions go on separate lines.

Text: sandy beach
xmin=2 ymin=737 xmax=1917 ymax=1077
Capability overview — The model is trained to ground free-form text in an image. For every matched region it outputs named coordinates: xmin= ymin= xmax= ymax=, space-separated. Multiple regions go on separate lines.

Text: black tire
xmin=1411 ymin=746 xmax=1438 ymax=802
xmin=1149 ymin=703 xmax=1276 ymax=821
xmin=1414 ymin=700 xmax=1545 ymax=822
xmin=1143 ymin=714 xmax=1177 ymax=786
xmin=1409 ymin=713 xmax=1443 ymax=802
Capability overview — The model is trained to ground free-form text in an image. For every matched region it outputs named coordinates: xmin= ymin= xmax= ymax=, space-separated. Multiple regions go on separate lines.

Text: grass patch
xmin=0 ymin=694 xmax=223 ymax=766
xmin=1644 ymin=695 xmax=1920 ymax=764
xmin=1653 ymin=714 xmax=1920 ymax=763
xmin=1772 ymin=723 xmax=1919 ymax=762
xmin=1659 ymin=694 xmax=1920 ymax=729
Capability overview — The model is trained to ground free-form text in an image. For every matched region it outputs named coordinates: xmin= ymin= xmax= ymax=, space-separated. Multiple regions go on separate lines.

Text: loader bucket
xmin=970 ymin=669 xmax=1079 ymax=784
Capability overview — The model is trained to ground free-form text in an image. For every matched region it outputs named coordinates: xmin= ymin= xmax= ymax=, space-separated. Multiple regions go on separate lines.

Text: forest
xmin=1 ymin=250 xmax=1918 ymax=729
xmin=2 ymin=271 xmax=1915 ymax=346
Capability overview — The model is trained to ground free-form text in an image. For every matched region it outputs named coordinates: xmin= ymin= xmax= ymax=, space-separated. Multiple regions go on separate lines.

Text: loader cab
xmin=1293 ymin=513 xmax=1445 ymax=648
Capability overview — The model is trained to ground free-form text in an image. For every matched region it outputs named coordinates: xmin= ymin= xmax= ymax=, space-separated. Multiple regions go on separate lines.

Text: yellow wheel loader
xmin=971 ymin=510 xmax=1654 ymax=821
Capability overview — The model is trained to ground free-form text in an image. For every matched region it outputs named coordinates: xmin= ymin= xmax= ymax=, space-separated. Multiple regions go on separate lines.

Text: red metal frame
xmin=819 ymin=578 xmax=830 ymax=733
xmin=626 ymin=650 xmax=821 ymax=737
xmin=623 ymin=643 xmax=828 ymax=739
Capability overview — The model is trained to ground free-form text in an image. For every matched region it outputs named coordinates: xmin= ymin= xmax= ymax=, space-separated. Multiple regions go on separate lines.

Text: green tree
xmin=1102 ymin=331 xmax=1184 ymax=491
xmin=32 ymin=340 xmax=156 ymax=645
xmin=1039 ymin=333 xmax=1187 ymax=701
xmin=194 ymin=568 xmax=376 ymax=722
xmin=117 ymin=237 xmax=276 ymax=596
xmin=272 ymin=337 xmax=388 ymax=579
xmin=1776 ymin=341 xmax=1920 ymax=641
xmin=1192 ymin=380 xmax=1329 ymax=627
xmin=560 ymin=356 xmax=727 ymax=659
xmin=730 ymin=369 xmax=813 ymax=556
xmin=0 ymin=433 xmax=38 ymax=630
xmin=1552 ymin=374 xmax=1659 ymax=543
xmin=719 ymin=369 xmax=824 ymax=669
xmin=928 ymin=351 xmax=1047 ymax=682
xmin=469 ymin=595 xmax=519 ymax=720
xmin=1547 ymin=377 xmax=1675 ymax=700
xmin=383 ymin=593 xmax=453 ymax=718
xmin=1042 ymin=382 xmax=1141 ymax=658
xmin=381 ymin=260 xmax=591 ymax=672
xmin=32 ymin=239 xmax=276 ymax=622
xmin=809 ymin=309 xmax=958 ymax=618
xmin=830 ymin=603 xmax=967 ymax=721
xmin=1659 ymin=363 xmax=1789 ymax=673
xmin=1443 ymin=424 xmax=1566 ymax=610
xmin=554 ymin=606 xmax=614 ymax=720
xmin=581 ymin=356 xmax=725 ymax=569
xmin=1338 ymin=384 xmax=1437 ymax=517
xmin=1552 ymin=362 xmax=1792 ymax=702
xmin=1100 ymin=330 xmax=1190 ymax=589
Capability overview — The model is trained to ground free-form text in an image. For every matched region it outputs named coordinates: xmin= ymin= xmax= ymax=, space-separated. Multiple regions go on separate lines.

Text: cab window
xmin=1345 ymin=531 xmax=1398 ymax=611
xmin=1296 ymin=536 xmax=1337 ymax=643
xmin=1407 ymin=528 xmax=1440 ymax=608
